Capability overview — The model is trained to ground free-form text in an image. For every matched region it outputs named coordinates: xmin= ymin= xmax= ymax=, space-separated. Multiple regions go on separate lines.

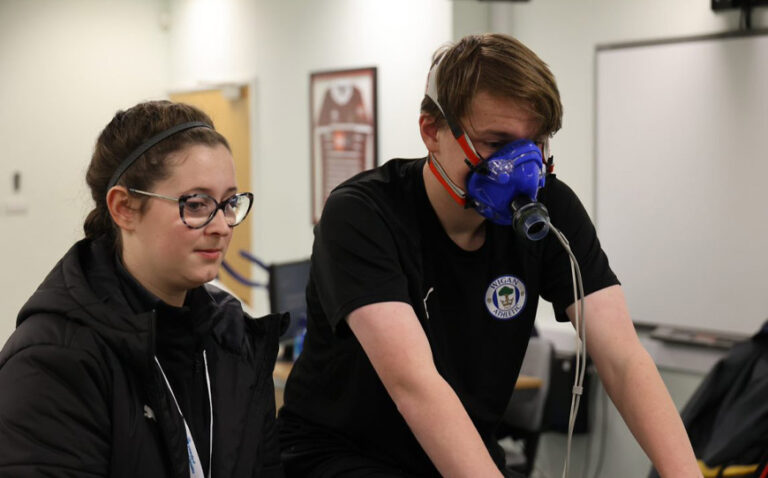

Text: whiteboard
xmin=595 ymin=32 xmax=768 ymax=336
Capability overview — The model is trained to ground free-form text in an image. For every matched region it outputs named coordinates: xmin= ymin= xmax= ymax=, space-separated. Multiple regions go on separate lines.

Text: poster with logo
xmin=310 ymin=67 xmax=377 ymax=223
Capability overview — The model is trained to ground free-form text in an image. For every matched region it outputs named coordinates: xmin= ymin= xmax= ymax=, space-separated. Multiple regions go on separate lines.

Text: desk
xmin=273 ymin=361 xmax=292 ymax=410
xmin=273 ymin=360 xmax=542 ymax=409
xmin=514 ymin=375 xmax=543 ymax=390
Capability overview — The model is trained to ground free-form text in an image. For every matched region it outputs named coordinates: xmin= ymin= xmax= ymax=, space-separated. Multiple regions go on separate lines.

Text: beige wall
xmin=0 ymin=0 xmax=453 ymax=333
xmin=0 ymin=0 xmax=169 ymax=341
xmin=166 ymin=0 xmax=453 ymax=315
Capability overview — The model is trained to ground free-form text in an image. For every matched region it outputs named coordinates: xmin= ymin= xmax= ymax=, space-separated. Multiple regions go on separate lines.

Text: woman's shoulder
xmin=203 ymin=281 xmax=288 ymax=346
xmin=0 ymin=313 xmax=107 ymax=367
xmin=0 ymin=312 xmax=113 ymax=404
xmin=244 ymin=312 xmax=290 ymax=341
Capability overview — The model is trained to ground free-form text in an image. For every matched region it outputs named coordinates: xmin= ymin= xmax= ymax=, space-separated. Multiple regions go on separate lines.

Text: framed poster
xmin=310 ymin=66 xmax=377 ymax=223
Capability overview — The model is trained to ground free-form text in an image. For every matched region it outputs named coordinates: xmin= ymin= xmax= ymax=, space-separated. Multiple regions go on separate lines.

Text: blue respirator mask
xmin=466 ymin=139 xmax=550 ymax=240
xmin=425 ymin=60 xmax=552 ymax=241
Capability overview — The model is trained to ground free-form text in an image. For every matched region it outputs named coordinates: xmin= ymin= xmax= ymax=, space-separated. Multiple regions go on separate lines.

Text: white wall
xmin=167 ymin=0 xmax=452 ymax=314
xmin=0 ymin=0 xmax=170 ymax=341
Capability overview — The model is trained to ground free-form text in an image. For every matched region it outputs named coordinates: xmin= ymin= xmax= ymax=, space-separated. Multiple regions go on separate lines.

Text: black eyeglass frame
xmin=128 ymin=188 xmax=254 ymax=229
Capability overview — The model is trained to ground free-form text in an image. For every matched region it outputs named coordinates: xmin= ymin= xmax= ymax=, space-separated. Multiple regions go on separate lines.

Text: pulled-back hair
xmin=84 ymin=100 xmax=230 ymax=248
xmin=421 ymin=33 xmax=563 ymax=139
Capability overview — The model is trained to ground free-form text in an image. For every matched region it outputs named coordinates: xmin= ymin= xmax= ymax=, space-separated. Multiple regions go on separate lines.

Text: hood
xmin=17 ymin=237 xmax=157 ymax=375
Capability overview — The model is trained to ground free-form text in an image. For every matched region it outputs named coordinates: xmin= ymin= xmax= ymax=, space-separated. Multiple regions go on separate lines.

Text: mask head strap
xmin=544 ymin=140 xmax=555 ymax=174
xmin=425 ymin=58 xmax=483 ymax=168
xmin=106 ymin=121 xmax=212 ymax=192
xmin=427 ymin=154 xmax=468 ymax=207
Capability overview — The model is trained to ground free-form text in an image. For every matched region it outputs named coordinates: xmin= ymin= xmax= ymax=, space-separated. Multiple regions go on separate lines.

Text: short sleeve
xmin=311 ymin=188 xmax=411 ymax=332
xmin=538 ymin=177 xmax=620 ymax=321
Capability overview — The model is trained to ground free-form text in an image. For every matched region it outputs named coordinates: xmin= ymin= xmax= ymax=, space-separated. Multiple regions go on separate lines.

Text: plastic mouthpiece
xmin=511 ymin=199 xmax=550 ymax=241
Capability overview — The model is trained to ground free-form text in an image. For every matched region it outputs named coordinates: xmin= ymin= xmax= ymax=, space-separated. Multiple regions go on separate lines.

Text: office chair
xmin=499 ymin=336 xmax=555 ymax=476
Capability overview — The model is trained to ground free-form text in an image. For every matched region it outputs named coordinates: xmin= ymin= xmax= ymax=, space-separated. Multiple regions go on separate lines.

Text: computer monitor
xmin=267 ymin=259 xmax=311 ymax=343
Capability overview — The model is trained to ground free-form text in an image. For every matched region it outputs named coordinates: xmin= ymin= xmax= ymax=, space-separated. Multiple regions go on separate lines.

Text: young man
xmin=279 ymin=34 xmax=700 ymax=478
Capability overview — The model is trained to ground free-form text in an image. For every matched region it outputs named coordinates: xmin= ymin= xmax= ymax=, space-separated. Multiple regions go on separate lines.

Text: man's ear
xmin=106 ymin=186 xmax=140 ymax=232
xmin=419 ymin=113 xmax=441 ymax=153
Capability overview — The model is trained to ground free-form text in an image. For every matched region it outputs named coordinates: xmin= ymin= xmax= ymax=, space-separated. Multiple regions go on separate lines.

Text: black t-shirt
xmin=281 ymin=157 xmax=618 ymax=475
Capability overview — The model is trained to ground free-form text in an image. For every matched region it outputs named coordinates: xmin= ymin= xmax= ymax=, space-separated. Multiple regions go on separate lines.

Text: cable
xmin=548 ymin=221 xmax=612 ymax=478
xmin=547 ymin=222 xmax=586 ymax=478
xmin=219 ymin=260 xmax=267 ymax=288
xmin=238 ymin=249 xmax=270 ymax=270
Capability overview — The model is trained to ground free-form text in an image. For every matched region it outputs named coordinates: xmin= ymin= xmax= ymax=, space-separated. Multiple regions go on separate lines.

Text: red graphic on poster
xmin=316 ymin=83 xmax=372 ymax=201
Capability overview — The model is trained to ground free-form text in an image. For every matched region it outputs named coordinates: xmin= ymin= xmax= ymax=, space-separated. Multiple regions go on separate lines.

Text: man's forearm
xmin=573 ymin=286 xmax=701 ymax=477
xmin=348 ymin=302 xmax=504 ymax=478
xmin=596 ymin=341 xmax=701 ymax=477
xmin=389 ymin=373 xmax=503 ymax=478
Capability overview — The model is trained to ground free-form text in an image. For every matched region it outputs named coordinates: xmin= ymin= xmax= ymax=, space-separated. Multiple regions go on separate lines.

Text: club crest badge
xmin=485 ymin=275 xmax=527 ymax=320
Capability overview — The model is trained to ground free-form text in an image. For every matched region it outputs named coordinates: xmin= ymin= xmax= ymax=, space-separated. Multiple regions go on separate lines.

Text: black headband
xmin=106 ymin=121 xmax=212 ymax=191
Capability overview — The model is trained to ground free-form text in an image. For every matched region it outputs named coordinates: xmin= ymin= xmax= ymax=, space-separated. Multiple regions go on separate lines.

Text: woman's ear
xmin=419 ymin=113 xmax=441 ymax=153
xmin=106 ymin=186 xmax=140 ymax=231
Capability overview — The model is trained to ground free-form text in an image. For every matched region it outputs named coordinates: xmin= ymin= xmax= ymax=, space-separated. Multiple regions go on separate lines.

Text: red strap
xmin=456 ymin=134 xmax=482 ymax=167
xmin=428 ymin=158 xmax=466 ymax=207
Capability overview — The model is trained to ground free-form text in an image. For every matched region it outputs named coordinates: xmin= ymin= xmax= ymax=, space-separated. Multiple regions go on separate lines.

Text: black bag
xmin=650 ymin=322 xmax=768 ymax=478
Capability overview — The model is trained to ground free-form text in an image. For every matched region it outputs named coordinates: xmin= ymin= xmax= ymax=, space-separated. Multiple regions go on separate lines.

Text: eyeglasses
xmin=128 ymin=188 xmax=254 ymax=229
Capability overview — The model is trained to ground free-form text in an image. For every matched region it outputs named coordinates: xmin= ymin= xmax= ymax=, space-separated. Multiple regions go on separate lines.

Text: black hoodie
xmin=0 ymin=238 xmax=286 ymax=478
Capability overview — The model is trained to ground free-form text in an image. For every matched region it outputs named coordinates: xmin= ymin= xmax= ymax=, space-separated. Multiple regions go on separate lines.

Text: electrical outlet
xmin=4 ymin=196 xmax=29 ymax=215
xmin=5 ymin=171 xmax=28 ymax=215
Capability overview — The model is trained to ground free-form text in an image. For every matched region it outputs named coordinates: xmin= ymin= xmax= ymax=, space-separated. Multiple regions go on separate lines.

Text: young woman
xmin=0 ymin=101 xmax=285 ymax=477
